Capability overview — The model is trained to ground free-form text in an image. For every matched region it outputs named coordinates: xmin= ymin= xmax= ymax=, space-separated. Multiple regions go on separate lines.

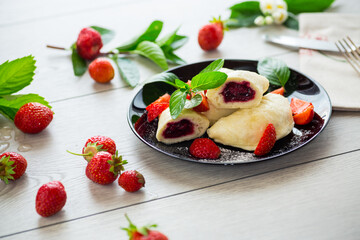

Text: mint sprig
xmin=168 ymin=59 xmax=227 ymax=119
xmin=0 ymin=56 xmax=52 ymax=121
xmin=257 ymin=57 xmax=290 ymax=87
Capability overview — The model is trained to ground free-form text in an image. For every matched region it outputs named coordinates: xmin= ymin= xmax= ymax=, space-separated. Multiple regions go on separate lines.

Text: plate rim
xmin=127 ymin=58 xmax=332 ymax=165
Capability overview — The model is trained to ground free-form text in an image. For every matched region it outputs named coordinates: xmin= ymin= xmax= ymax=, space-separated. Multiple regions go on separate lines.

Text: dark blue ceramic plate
xmin=127 ymin=59 xmax=332 ymax=165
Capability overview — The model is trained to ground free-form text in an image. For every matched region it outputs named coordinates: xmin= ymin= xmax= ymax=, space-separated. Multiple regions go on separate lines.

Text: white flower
xmin=254 ymin=16 xmax=265 ymax=26
xmin=275 ymin=0 xmax=287 ymax=11
xmin=260 ymin=0 xmax=277 ymax=14
xmin=265 ymin=16 xmax=274 ymax=25
xmin=272 ymin=9 xmax=288 ymax=24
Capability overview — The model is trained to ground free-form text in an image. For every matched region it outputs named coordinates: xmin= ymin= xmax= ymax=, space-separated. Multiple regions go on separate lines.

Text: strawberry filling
xmin=220 ymin=81 xmax=255 ymax=102
xmin=162 ymin=119 xmax=194 ymax=139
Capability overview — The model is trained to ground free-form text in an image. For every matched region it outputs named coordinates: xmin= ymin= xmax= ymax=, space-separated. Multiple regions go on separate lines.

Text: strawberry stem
xmin=46 ymin=45 xmax=130 ymax=55
xmin=66 ymin=150 xmax=93 ymax=157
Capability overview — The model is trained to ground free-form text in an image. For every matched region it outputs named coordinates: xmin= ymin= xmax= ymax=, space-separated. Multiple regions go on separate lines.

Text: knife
xmin=263 ymin=34 xmax=339 ymax=52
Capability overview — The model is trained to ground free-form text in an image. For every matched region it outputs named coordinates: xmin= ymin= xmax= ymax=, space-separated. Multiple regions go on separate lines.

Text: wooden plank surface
xmin=0 ymin=0 xmax=359 ymax=239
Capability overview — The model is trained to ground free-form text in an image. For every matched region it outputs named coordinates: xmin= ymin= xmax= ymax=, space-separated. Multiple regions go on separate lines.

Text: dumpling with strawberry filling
xmin=156 ymin=108 xmax=210 ymax=144
xmin=201 ymin=98 xmax=237 ymax=126
xmin=206 ymin=70 xmax=269 ymax=109
xmin=207 ymin=93 xmax=294 ymax=151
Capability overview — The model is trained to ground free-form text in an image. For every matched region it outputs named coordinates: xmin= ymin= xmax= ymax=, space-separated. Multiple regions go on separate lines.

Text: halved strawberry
xmin=186 ymin=92 xmax=210 ymax=112
xmin=290 ymin=98 xmax=314 ymax=125
xmin=254 ymin=123 xmax=276 ymax=156
xmin=145 ymin=94 xmax=171 ymax=122
xmin=189 ymin=138 xmax=221 ymax=159
xmin=270 ymin=86 xmax=285 ymax=95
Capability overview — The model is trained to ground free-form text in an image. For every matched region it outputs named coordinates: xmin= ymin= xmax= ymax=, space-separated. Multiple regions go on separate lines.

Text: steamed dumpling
xmin=156 ymin=108 xmax=210 ymax=144
xmin=206 ymin=70 xmax=269 ymax=109
xmin=207 ymin=93 xmax=294 ymax=151
xmin=201 ymin=98 xmax=237 ymax=126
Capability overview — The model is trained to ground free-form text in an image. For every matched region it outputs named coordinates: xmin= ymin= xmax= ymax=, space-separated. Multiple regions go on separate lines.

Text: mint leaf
xmin=90 ymin=26 xmax=115 ymax=45
xmin=199 ymin=59 xmax=224 ymax=73
xmin=191 ymin=72 xmax=227 ymax=92
xmin=132 ymin=41 xmax=168 ymax=70
xmin=116 ymin=20 xmax=163 ymax=52
xmin=226 ymin=1 xmax=261 ymax=28
xmin=143 ymin=72 xmax=178 ymax=87
xmin=283 ymin=12 xmax=299 ymax=30
xmin=157 ymin=29 xmax=188 ymax=66
xmin=71 ymin=46 xmax=87 ymax=76
xmin=170 ymin=35 xmax=188 ymax=50
xmin=257 ymin=58 xmax=290 ymax=87
xmin=112 ymin=56 xmax=139 ymax=87
xmin=0 ymin=55 xmax=36 ymax=95
xmin=163 ymin=50 xmax=186 ymax=65
xmin=184 ymin=93 xmax=202 ymax=109
xmin=0 ymin=94 xmax=51 ymax=120
xmin=169 ymin=89 xmax=187 ymax=119
xmin=285 ymin=0 xmax=335 ymax=14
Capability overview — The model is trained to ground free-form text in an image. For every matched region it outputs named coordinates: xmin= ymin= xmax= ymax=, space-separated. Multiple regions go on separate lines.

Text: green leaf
xmin=283 ymin=12 xmax=299 ymax=30
xmin=169 ymin=89 xmax=187 ymax=119
xmin=199 ymin=59 xmax=224 ymax=73
xmin=184 ymin=93 xmax=203 ymax=109
xmin=257 ymin=58 xmax=290 ymax=87
xmin=0 ymin=55 xmax=36 ymax=95
xmin=90 ymin=26 xmax=115 ymax=45
xmin=142 ymin=82 xmax=176 ymax=106
xmin=285 ymin=0 xmax=335 ymax=14
xmin=226 ymin=1 xmax=261 ymax=28
xmin=190 ymin=72 xmax=227 ymax=92
xmin=112 ymin=56 xmax=140 ymax=88
xmin=163 ymin=50 xmax=186 ymax=65
xmin=132 ymin=41 xmax=168 ymax=70
xmin=71 ymin=46 xmax=87 ymax=76
xmin=175 ymin=78 xmax=187 ymax=89
xmin=170 ymin=35 xmax=188 ymax=50
xmin=157 ymin=29 xmax=188 ymax=66
xmin=143 ymin=72 xmax=178 ymax=87
xmin=116 ymin=20 xmax=163 ymax=52
xmin=0 ymin=94 xmax=51 ymax=120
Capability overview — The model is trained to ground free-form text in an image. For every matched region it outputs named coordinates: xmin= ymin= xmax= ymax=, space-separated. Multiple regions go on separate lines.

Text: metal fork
xmin=335 ymin=36 xmax=360 ymax=76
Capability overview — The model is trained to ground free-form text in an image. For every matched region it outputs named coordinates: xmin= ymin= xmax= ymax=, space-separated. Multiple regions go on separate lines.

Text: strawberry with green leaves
xmin=122 ymin=214 xmax=168 ymax=240
xmin=198 ymin=17 xmax=226 ymax=51
xmin=0 ymin=152 xmax=27 ymax=184
xmin=86 ymin=151 xmax=127 ymax=185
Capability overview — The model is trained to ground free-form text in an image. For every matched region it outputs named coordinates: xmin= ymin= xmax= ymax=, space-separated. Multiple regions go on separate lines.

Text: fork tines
xmin=335 ymin=36 xmax=360 ymax=76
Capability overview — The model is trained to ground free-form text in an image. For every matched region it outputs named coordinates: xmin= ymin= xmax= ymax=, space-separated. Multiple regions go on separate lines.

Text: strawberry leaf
xmin=112 ymin=56 xmax=140 ymax=88
xmin=0 ymin=94 xmax=51 ymax=120
xmin=169 ymin=89 xmax=187 ymax=119
xmin=132 ymin=41 xmax=168 ymax=70
xmin=90 ymin=26 xmax=115 ymax=45
xmin=0 ymin=55 xmax=36 ymax=95
xmin=71 ymin=45 xmax=87 ymax=76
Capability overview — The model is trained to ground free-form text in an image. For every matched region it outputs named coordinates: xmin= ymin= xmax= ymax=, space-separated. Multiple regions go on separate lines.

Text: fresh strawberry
xmin=290 ymin=98 xmax=315 ymax=125
xmin=254 ymin=123 xmax=276 ymax=156
xmin=82 ymin=135 xmax=116 ymax=161
xmin=88 ymin=58 xmax=115 ymax=83
xmin=86 ymin=151 xmax=127 ymax=185
xmin=189 ymin=138 xmax=221 ymax=159
xmin=198 ymin=17 xmax=225 ymax=51
xmin=122 ymin=214 xmax=168 ymax=240
xmin=0 ymin=152 xmax=27 ymax=183
xmin=36 ymin=181 xmax=67 ymax=217
xmin=145 ymin=94 xmax=171 ymax=122
xmin=118 ymin=170 xmax=145 ymax=192
xmin=76 ymin=27 xmax=103 ymax=60
xmin=14 ymin=102 xmax=53 ymax=134
xmin=270 ymin=86 xmax=285 ymax=95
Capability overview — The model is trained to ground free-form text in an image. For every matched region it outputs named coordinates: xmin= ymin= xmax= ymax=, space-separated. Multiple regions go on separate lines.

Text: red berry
xmin=270 ymin=87 xmax=285 ymax=95
xmin=76 ymin=27 xmax=103 ymax=60
xmin=88 ymin=58 xmax=115 ymax=83
xmin=86 ymin=151 xmax=127 ymax=185
xmin=35 ymin=181 xmax=67 ymax=217
xmin=198 ymin=19 xmax=224 ymax=51
xmin=145 ymin=94 xmax=171 ymax=122
xmin=290 ymin=98 xmax=314 ymax=125
xmin=14 ymin=102 xmax=53 ymax=134
xmin=123 ymin=214 xmax=168 ymax=240
xmin=192 ymin=92 xmax=210 ymax=112
xmin=0 ymin=152 xmax=27 ymax=183
xmin=81 ymin=135 xmax=116 ymax=161
xmin=118 ymin=170 xmax=145 ymax=192
xmin=254 ymin=123 xmax=277 ymax=156
xmin=189 ymin=138 xmax=221 ymax=159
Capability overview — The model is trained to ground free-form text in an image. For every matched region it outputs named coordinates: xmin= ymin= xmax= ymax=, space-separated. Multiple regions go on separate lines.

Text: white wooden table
xmin=1 ymin=0 xmax=359 ymax=239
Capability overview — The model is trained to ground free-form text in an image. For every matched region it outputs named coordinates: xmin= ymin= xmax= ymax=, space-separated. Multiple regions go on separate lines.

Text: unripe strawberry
xmin=76 ymin=27 xmax=103 ymax=60
xmin=88 ymin=58 xmax=115 ymax=83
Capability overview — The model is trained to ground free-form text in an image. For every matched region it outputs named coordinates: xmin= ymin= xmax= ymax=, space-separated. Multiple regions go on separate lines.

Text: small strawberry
xmin=198 ymin=17 xmax=225 ymax=51
xmin=189 ymin=138 xmax=221 ymax=159
xmin=86 ymin=151 xmax=127 ymax=185
xmin=290 ymin=98 xmax=314 ymax=125
xmin=14 ymin=102 xmax=53 ymax=134
xmin=270 ymin=86 xmax=285 ymax=95
xmin=76 ymin=27 xmax=103 ymax=60
xmin=118 ymin=170 xmax=145 ymax=192
xmin=145 ymin=93 xmax=171 ymax=122
xmin=254 ymin=123 xmax=276 ymax=156
xmin=88 ymin=58 xmax=115 ymax=83
xmin=122 ymin=214 xmax=168 ymax=240
xmin=35 ymin=181 xmax=67 ymax=217
xmin=0 ymin=152 xmax=27 ymax=183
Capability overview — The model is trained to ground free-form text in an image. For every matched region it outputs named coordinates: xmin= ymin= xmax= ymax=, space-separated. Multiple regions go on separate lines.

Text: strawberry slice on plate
xmin=290 ymin=98 xmax=315 ymax=125
xmin=145 ymin=93 xmax=171 ymax=122
xmin=270 ymin=86 xmax=285 ymax=95
xmin=254 ymin=123 xmax=277 ymax=156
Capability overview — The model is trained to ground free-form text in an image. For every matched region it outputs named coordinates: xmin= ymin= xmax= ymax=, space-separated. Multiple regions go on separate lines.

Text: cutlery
xmin=335 ymin=36 xmax=360 ymax=76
